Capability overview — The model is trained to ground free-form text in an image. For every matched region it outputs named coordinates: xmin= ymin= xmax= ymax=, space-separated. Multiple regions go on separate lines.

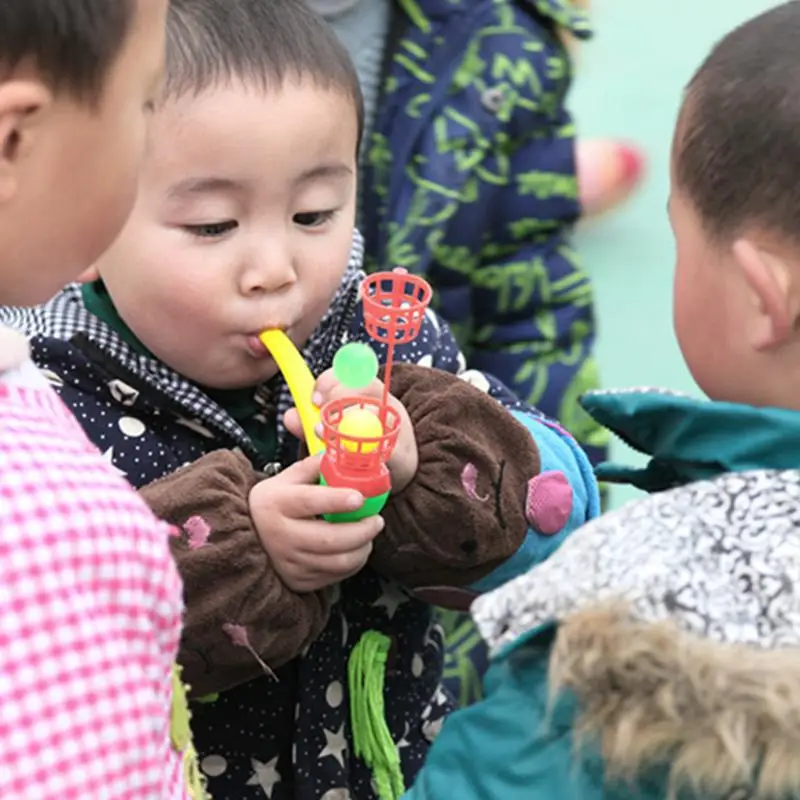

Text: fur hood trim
xmin=552 ymin=605 xmax=800 ymax=799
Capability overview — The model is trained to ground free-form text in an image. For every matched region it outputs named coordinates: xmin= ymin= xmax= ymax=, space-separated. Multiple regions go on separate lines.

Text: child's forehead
xmin=162 ymin=71 xmax=356 ymax=116
xmin=147 ymin=81 xmax=358 ymax=194
xmin=158 ymin=78 xmax=357 ymax=141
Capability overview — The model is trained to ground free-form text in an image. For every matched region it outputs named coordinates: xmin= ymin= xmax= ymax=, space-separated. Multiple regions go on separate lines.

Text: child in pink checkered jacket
xmin=0 ymin=1 xmax=201 ymax=797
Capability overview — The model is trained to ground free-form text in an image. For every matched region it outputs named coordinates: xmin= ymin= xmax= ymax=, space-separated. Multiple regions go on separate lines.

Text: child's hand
xmin=249 ymin=455 xmax=384 ymax=592
xmin=286 ymin=368 xmax=419 ymax=494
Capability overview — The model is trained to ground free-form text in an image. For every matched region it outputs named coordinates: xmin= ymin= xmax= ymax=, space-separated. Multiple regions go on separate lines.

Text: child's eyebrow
xmin=166 ymin=177 xmax=241 ymax=199
xmin=294 ymin=164 xmax=353 ymax=185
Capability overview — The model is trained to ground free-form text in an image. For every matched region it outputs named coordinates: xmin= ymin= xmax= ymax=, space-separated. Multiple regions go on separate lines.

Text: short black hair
xmin=0 ymin=0 xmax=136 ymax=104
xmin=675 ymin=0 xmax=800 ymax=243
xmin=165 ymin=0 xmax=364 ymax=145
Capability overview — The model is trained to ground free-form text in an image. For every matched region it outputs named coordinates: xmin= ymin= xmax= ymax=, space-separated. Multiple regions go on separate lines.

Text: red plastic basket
xmin=360 ymin=269 xmax=432 ymax=346
xmin=320 ymin=397 xmax=401 ymax=494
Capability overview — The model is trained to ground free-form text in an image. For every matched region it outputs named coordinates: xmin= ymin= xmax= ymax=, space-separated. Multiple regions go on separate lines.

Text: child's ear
xmin=0 ymin=80 xmax=52 ymax=203
xmin=733 ymin=237 xmax=798 ymax=350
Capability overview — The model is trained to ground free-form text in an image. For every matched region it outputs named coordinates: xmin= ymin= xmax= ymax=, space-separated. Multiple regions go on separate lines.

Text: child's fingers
xmin=293 ymin=515 xmax=385 ymax=556
xmin=313 ymin=369 xmax=384 ymax=406
xmin=252 ymin=457 xmax=362 ymax=514
xmin=305 ymin=542 xmax=375 ymax=582
xmin=288 ymin=544 xmax=374 ymax=591
xmin=269 ymin=482 xmax=366 ymax=519
xmin=271 ymin=453 xmax=322 ymax=484
xmin=312 ymin=368 xmax=337 ymax=403
xmin=283 ymin=407 xmax=303 ymax=440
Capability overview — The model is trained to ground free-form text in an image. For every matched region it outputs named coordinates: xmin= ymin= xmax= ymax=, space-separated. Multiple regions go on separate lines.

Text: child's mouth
xmin=246 ymin=334 xmax=272 ymax=359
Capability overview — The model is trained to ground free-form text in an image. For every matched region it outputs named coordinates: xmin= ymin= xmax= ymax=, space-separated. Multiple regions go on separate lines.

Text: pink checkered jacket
xmin=0 ymin=325 xmax=191 ymax=798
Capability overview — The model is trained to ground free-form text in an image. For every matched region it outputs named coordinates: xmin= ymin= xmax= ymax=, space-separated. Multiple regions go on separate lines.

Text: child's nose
xmin=239 ymin=252 xmax=297 ymax=295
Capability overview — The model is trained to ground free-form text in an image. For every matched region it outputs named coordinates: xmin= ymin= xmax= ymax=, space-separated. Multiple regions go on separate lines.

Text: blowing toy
xmin=259 ymin=268 xmax=432 ymax=524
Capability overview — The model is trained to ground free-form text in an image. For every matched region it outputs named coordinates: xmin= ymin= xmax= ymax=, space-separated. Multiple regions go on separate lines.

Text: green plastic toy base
xmin=320 ymin=476 xmax=389 ymax=523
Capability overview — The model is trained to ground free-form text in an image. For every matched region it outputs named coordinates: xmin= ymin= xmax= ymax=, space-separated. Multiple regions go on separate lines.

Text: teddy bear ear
xmin=412 ymin=586 xmax=478 ymax=612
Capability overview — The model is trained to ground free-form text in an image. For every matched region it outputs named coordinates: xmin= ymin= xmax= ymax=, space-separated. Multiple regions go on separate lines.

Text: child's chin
xmin=200 ymin=362 xmax=278 ymax=390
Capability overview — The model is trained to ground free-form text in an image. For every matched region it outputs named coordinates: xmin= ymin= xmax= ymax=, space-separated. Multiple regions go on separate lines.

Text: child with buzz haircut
xmin=404 ymin=3 xmax=800 ymax=798
xmin=0 ymin=0 xmax=200 ymax=798
xmin=2 ymin=1 xmax=601 ymax=798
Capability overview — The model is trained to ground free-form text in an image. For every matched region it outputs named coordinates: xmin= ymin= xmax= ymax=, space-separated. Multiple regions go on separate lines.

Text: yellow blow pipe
xmin=259 ymin=329 xmax=325 ymax=455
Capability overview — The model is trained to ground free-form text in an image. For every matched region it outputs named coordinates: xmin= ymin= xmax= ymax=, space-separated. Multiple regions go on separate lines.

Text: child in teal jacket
xmin=404 ymin=4 xmax=800 ymax=797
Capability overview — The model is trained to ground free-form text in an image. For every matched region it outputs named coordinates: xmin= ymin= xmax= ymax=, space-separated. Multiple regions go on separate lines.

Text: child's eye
xmin=293 ymin=210 xmax=336 ymax=228
xmin=184 ymin=221 xmax=238 ymax=238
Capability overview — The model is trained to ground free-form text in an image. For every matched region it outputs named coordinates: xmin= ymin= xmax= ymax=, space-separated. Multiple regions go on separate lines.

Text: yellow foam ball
xmin=338 ymin=407 xmax=384 ymax=453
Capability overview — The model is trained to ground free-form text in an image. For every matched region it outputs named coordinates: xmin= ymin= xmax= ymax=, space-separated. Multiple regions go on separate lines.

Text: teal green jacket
xmin=405 ymin=389 xmax=800 ymax=800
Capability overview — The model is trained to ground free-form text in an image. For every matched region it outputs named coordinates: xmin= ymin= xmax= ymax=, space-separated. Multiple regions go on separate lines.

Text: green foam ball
xmin=333 ymin=343 xmax=379 ymax=389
